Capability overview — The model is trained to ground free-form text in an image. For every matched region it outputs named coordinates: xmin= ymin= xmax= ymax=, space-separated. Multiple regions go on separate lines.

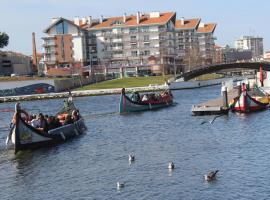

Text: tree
xmin=0 ymin=32 xmax=9 ymax=48
xmin=182 ymin=44 xmax=204 ymax=72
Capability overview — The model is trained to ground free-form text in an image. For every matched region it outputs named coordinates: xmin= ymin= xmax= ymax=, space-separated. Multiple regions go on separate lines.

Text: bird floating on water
xmin=204 ymin=170 xmax=219 ymax=181
xmin=129 ymin=154 xmax=135 ymax=162
xmin=168 ymin=162 xmax=175 ymax=170
xmin=117 ymin=181 xmax=125 ymax=189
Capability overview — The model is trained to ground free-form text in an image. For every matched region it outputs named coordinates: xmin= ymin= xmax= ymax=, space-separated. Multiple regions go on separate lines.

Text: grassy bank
xmin=192 ymin=73 xmax=225 ymax=81
xmin=76 ymin=76 xmax=170 ymax=90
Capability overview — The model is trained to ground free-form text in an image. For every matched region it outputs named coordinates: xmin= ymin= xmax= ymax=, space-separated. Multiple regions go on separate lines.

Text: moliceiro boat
xmin=119 ymin=88 xmax=173 ymax=113
xmin=6 ymin=95 xmax=87 ymax=154
xmin=229 ymin=83 xmax=269 ymax=113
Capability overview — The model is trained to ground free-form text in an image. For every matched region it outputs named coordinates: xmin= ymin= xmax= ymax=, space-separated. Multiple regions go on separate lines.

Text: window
xmin=130 ymin=28 xmax=137 ymax=33
xmin=56 ymin=21 xmax=68 ymax=34
xmin=144 ymin=43 xmax=150 ymax=47
xmin=141 ymin=26 xmax=149 ymax=32
xmin=130 ymin=35 xmax=137 ymax=42
xmin=131 ymin=51 xmax=138 ymax=56
xmin=131 ymin=43 xmax=137 ymax=49
xmin=144 ymin=50 xmax=150 ymax=56
xmin=143 ymin=35 xmax=149 ymax=41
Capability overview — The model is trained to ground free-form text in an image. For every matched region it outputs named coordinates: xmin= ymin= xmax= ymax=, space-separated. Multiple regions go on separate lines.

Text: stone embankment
xmin=0 ymin=85 xmax=168 ymax=103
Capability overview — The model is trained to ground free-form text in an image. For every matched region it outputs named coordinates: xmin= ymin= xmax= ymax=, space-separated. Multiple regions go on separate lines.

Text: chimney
xmin=123 ymin=13 xmax=127 ymax=23
xmin=86 ymin=16 xmax=92 ymax=25
xmin=81 ymin=17 xmax=87 ymax=25
xmin=199 ymin=22 xmax=205 ymax=28
xmin=51 ymin=17 xmax=59 ymax=24
xmin=100 ymin=15 xmax=104 ymax=23
xmin=32 ymin=32 xmax=38 ymax=73
xmin=136 ymin=11 xmax=140 ymax=24
xmin=74 ymin=16 xmax=80 ymax=26
xmin=180 ymin=17 xmax=185 ymax=25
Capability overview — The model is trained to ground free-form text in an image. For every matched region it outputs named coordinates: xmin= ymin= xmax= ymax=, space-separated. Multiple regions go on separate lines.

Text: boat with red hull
xmin=230 ymin=83 xmax=269 ymax=113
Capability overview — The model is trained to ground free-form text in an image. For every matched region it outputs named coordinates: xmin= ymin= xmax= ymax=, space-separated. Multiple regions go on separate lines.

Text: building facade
xmin=235 ymin=36 xmax=263 ymax=59
xmin=42 ymin=12 xmax=217 ymax=76
xmin=43 ymin=18 xmax=87 ymax=76
xmin=0 ymin=51 xmax=32 ymax=76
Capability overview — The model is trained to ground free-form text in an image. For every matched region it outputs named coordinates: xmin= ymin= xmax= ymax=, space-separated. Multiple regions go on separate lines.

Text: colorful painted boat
xmin=119 ymin=88 xmax=173 ymax=113
xmin=230 ymin=83 xmax=269 ymax=113
xmin=6 ymin=94 xmax=87 ymax=154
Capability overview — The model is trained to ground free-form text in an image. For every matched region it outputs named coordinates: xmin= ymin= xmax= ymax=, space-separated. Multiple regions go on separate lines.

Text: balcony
xmin=111 ymin=38 xmax=122 ymax=43
xmin=43 ymin=42 xmax=56 ymax=47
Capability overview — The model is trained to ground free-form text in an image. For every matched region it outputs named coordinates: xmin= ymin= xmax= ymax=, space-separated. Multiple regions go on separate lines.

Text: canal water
xmin=0 ymin=85 xmax=269 ymax=199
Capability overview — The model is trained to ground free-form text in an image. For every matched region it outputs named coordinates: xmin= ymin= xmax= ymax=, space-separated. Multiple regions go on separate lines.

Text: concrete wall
xmin=0 ymin=74 xmax=105 ymax=95
xmin=53 ymin=74 xmax=105 ymax=92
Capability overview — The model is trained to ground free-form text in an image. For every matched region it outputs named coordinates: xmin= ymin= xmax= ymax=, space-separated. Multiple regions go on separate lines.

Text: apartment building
xmin=42 ymin=17 xmax=87 ymax=76
xmin=174 ymin=18 xmax=216 ymax=71
xmin=235 ymin=36 xmax=263 ymax=59
xmin=197 ymin=23 xmax=216 ymax=64
xmin=82 ymin=11 xmax=177 ymax=76
xmin=42 ymin=11 xmax=217 ymax=76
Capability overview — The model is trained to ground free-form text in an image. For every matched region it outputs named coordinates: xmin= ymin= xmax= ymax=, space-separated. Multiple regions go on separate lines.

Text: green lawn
xmin=76 ymin=76 xmax=171 ymax=90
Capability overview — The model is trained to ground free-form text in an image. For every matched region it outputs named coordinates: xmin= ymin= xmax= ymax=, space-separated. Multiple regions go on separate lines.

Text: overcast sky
xmin=1 ymin=0 xmax=269 ymax=55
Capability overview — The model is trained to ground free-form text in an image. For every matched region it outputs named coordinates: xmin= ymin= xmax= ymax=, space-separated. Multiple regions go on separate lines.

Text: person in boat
xmin=142 ymin=94 xmax=149 ymax=101
xmin=37 ymin=113 xmax=48 ymax=132
xmin=71 ymin=110 xmax=80 ymax=122
xmin=31 ymin=114 xmax=40 ymax=128
xmin=53 ymin=117 xmax=62 ymax=128
xmin=64 ymin=114 xmax=73 ymax=125
xmin=131 ymin=92 xmax=140 ymax=102
xmin=47 ymin=116 xmax=56 ymax=131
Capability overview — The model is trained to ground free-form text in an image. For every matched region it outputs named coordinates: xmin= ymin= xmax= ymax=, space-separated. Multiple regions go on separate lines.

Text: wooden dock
xmin=192 ymin=87 xmax=240 ymax=115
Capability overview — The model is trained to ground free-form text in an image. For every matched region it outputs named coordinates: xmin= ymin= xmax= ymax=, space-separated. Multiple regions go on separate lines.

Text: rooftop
xmin=197 ymin=23 xmax=216 ymax=33
xmin=175 ymin=18 xmax=200 ymax=29
xmin=84 ymin=12 xmax=176 ymax=30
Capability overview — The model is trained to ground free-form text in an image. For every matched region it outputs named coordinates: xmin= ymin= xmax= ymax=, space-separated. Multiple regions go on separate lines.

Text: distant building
xmin=221 ymin=45 xmax=252 ymax=63
xmin=263 ymin=51 xmax=270 ymax=62
xmin=0 ymin=51 xmax=32 ymax=76
xmin=235 ymin=36 xmax=263 ymax=59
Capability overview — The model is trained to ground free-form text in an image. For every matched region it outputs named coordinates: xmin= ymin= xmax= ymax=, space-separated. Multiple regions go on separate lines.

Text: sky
xmin=0 ymin=0 xmax=269 ymax=55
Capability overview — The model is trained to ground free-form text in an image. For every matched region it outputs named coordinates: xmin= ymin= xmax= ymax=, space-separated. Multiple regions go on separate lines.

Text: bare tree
xmin=182 ymin=44 xmax=204 ymax=72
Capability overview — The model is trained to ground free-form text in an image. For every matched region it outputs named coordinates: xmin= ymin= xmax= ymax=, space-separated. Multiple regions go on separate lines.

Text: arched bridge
xmin=178 ymin=62 xmax=270 ymax=81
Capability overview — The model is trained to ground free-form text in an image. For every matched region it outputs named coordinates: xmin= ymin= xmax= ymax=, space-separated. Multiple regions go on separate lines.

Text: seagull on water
xmin=168 ymin=162 xmax=175 ymax=170
xmin=117 ymin=182 xmax=125 ymax=189
xmin=129 ymin=154 xmax=135 ymax=162
xmin=204 ymin=170 xmax=219 ymax=181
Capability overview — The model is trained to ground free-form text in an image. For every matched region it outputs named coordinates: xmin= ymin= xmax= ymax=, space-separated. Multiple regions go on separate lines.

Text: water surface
xmin=0 ymin=86 xmax=269 ymax=199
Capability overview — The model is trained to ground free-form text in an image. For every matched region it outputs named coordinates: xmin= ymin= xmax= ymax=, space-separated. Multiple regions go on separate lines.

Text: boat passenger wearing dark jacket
xmin=37 ymin=114 xmax=48 ymax=132
xmin=64 ymin=114 xmax=73 ymax=125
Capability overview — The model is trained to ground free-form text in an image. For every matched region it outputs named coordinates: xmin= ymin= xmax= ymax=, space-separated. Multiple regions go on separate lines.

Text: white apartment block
xmin=235 ymin=36 xmax=263 ymax=59
xmin=42 ymin=11 xmax=217 ymax=76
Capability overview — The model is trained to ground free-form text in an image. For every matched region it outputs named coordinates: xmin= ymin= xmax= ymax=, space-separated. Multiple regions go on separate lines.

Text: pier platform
xmin=191 ymin=87 xmax=240 ymax=115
